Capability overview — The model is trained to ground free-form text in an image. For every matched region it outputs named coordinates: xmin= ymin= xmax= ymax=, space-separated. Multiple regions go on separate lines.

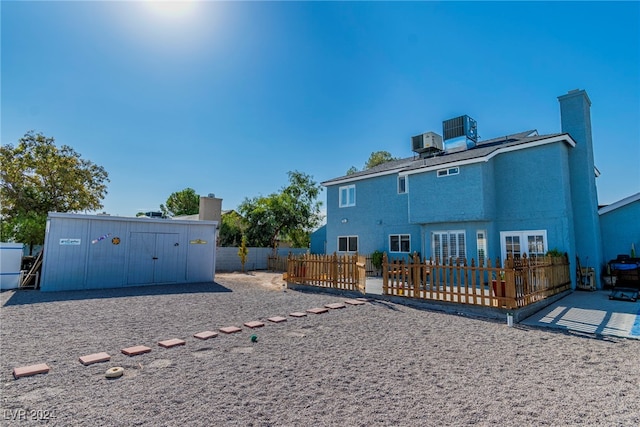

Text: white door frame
xmin=499 ymin=230 xmax=548 ymax=261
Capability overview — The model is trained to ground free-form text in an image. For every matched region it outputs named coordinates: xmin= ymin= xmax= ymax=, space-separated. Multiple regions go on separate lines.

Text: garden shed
xmin=40 ymin=213 xmax=217 ymax=292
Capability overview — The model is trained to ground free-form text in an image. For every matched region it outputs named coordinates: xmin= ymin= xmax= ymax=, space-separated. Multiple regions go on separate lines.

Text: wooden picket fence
xmin=383 ymin=252 xmax=571 ymax=309
xmin=271 ymin=253 xmax=380 ymax=277
xmin=286 ymin=253 xmax=366 ymax=292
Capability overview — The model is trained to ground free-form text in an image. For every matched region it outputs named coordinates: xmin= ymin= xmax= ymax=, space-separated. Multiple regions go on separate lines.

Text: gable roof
xmin=598 ymin=192 xmax=640 ymax=215
xmin=322 ymin=130 xmax=576 ymax=186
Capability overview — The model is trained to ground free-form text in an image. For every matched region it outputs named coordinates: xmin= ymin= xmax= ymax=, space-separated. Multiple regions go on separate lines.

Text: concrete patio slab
xmin=521 ymin=290 xmax=640 ymax=340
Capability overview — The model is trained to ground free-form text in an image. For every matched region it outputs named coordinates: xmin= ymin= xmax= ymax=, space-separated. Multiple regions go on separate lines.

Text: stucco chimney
xmin=198 ymin=195 xmax=222 ymax=224
xmin=558 ymin=89 xmax=603 ymax=287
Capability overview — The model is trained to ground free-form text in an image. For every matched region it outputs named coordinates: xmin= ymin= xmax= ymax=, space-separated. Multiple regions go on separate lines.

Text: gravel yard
xmin=1 ymin=272 xmax=639 ymax=426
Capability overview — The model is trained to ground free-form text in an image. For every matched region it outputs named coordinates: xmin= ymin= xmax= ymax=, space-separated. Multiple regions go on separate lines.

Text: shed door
xmin=128 ymin=232 xmax=180 ymax=285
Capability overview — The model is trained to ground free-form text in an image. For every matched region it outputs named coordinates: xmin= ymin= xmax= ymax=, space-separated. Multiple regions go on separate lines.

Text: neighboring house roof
xmin=598 ymin=192 xmax=640 ymax=215
xmin=322 ymin=130 xmax=576 ymax=186
xmin=171 ymin=214 xmax=199 ymax=221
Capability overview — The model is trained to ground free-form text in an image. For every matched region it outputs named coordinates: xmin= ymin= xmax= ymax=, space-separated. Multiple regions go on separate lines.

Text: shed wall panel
xmin=85 ymin=220 xmax=129 ymax=289
xmin=186 ymin=225 xmax=216 ymax=282
xmin=41 ymin=214 xmax=217 ymax=292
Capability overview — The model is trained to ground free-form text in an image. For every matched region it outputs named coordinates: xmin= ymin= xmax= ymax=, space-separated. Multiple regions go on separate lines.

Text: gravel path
xmin=1 ymin=272 xmax=639 ymax=426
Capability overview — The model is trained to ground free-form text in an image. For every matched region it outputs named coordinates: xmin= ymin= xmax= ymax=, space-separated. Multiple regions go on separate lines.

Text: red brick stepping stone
xmin=219 ymin=326 xmax=242 ymax=334
xmin=325 ymin=302 xmax=346 ymax=309
xmin=290 ymin=312 xmax=307 ymax=318
xmin=268 ymin=316 xmax=287 ymax=323
xmin=306 ymin=307 xmax=329 ymax=314
xmin=345 ymin=299 xmax=366 ymax=305
xmin=194 ymin=331 xmax=218 ymax=340
xmin=158 ymin=338 xmax=186 ymax=348
xmin=244 ymin=321 xmax=265 ymax=329
xmin=79 ymin=352 xmax=111 ymax=366
xmin=121 ymin=345 xmax=152 ymax=356
xmin=13 ymin=363 xmax=50 ymax=379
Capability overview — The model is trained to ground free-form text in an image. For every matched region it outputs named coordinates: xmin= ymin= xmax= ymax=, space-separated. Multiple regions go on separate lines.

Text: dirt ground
xmin=1 ymin=271 xmax=639 ymax=426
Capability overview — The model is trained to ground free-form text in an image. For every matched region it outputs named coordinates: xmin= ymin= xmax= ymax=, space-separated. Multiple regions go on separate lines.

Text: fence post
xmin=382 ymin=252 xmax=388 ymax=295
xmin=504 ymin=254 xmax=516 ymax=309
xmin=332 ymin=253 xmax=338 ymax=289
xmin=412 ymin=252 xmax=420 ymax=298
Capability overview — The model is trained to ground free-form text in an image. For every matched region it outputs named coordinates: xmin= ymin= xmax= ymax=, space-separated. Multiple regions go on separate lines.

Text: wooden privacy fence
xmin=267 ymin=255 xmax=288 ymax=272
xmin=287 ymin=253 xmax=366 ymax=293
xmin=383 ymin=252 xmax=570 ymax=309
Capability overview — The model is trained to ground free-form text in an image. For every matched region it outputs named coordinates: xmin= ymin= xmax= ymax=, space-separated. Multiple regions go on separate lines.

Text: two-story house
xmin=319 ymin=89 xmax=603 ymax=288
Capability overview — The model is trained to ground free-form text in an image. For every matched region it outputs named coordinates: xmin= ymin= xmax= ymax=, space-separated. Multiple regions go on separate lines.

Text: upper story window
xmin=389 ymin=234 xmax=410 ymax=253
xmin=339 ymin=184 xmax=356 ymax=207
xmin=437 ymin=167 xmax=459 ymax=177
xmin=398 ymin=176 xmax=407 ymax=194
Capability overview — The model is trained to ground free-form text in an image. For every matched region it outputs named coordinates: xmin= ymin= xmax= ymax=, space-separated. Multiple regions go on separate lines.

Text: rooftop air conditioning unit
xmin=411 ymin=132 xmax=443 ymax=155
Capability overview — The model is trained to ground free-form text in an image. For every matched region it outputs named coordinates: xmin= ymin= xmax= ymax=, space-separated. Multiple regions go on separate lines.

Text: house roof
xmin=598 ymin=192 xmax=640 ymax=215
xmin=322 ymin=130 xmax=575 ymax=186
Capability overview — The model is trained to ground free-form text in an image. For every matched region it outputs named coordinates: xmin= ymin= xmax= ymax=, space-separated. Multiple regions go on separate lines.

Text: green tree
xmin=239 ymin=171 xmax=322 ymax=252
xmin=346 ymin=166 xmax=358 ymax=175
xmin=238 ymin=235 xmax=249 ymax=273
xmin=0 ymin=131 xmax=109 ymax=252
xmin=1 ymin=212 xmax=47 ymax=255
xmin=364 ymin=151 xmax=396 ymax=169
xmin=160 ymin=187 xmax=199 ymax=217
xmin=218 ymin=210 xmax=245 ymax=247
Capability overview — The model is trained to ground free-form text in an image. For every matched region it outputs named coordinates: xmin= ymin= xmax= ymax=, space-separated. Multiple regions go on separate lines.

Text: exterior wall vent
xmin=411 ymin=132 xmax=443 ymax=157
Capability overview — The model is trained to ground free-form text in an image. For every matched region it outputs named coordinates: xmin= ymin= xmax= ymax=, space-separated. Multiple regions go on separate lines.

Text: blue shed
xmin=40 ymin=213 xmax=217 ymax=292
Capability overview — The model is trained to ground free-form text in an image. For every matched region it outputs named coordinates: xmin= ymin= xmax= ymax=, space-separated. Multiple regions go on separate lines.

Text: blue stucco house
xmin=599 ymin=192 xmax=640 ymax=264
xmin=318 ymin=89 xmax=606 ymax=288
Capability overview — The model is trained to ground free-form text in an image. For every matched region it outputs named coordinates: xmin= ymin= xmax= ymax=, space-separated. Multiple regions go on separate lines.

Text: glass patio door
xmin=500 ymin=230 xmax=547 ymax=262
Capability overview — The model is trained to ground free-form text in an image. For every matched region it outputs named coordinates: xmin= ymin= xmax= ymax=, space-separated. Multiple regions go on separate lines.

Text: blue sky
xmin=2 ymin=1 xmax=639 ymax=217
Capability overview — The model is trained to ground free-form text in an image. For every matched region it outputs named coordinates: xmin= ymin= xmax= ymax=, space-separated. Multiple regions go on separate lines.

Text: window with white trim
xmin=437 ymin=167 xmax=460 ymax=177
xmin=339 ymin=185 xmax=356 ymax=207
xmin=338 ymin=236 xmax=358 ymax=252
xmin=500 ymin=230 xmax=547 ymax=261
xmin=389 ymin=234 xmax=410 ymax=253
xmin=476 ymin=230 xmax=487 ymax=266
xmin=398 ymin=176 xmax=407 ymax=194
xmin=432 ymin=230 xmax=466 ymax=263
